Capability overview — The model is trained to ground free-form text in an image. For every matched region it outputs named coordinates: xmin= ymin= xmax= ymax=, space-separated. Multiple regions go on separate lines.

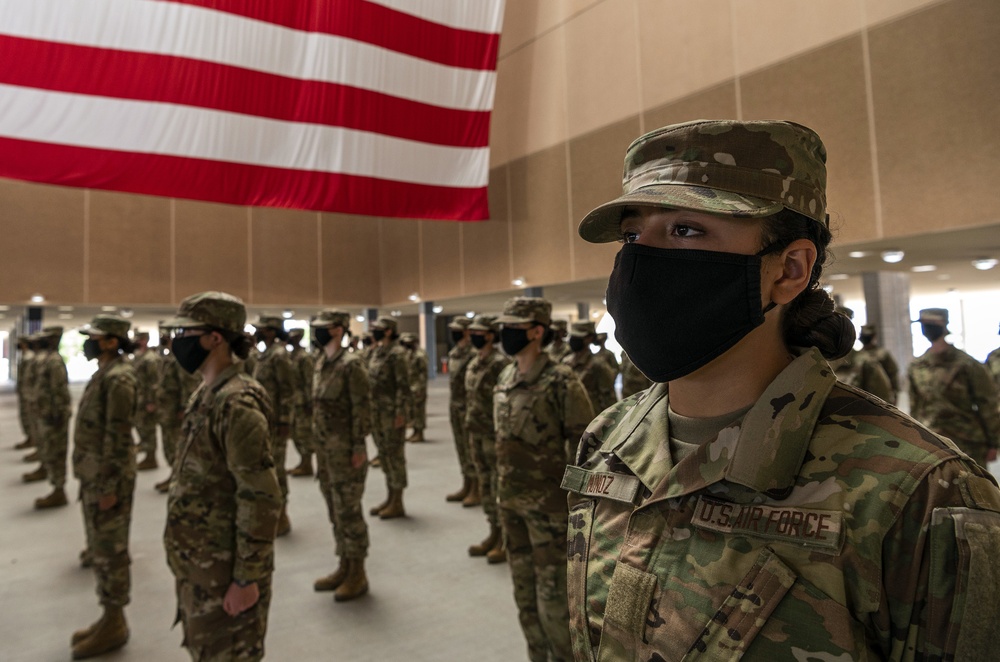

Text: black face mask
xmin=172 ymin=336 xmax=211 ymax=374
xmin=858 ymin=333 xmax=874 ymax=345
xmin=82 ymin=338 xmax=102 ymax=361
xmin=470 ymin=334 xmax=488 ymax=350
xmin=607 ymin=243 xmax=777 ymax=383
xmin=362 ymin=337 xmax=374 ymax=347
xmin=372 ymin=329 xmax=386 ymax=342
xmin=500 ymin=327 xmax=531 ymax=357
xmin=451 ymin=330 xmax=465 ymax=343
xmin=314 ymin=327 xmax=334 ymax=348
xmin=921 ymin=323 xmax=945 ymax=342
xmin=569 ymin=337 xmax=587 ymax=353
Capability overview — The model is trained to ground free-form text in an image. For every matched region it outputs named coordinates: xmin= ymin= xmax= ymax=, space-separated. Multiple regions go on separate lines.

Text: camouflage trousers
xmin=316 ymin=436 xmax=369 ymax=559
xmin=37 ymin=417 xmax=68 ymax=489
xmin=371 ymin=414 xmax=407 ymax=490
xmin=499 ymin=506 xmax=572 ymax=662
xmin=177 ymin=577 xmax=271 ymax=662
xmin=80 ymin=481 xmax=135 ymax=608
xmin=271 ymin=426 xmax=288 ymax=501
xmin=17 ymin=392 xmax=31 ymax=439
xmin=449 ymin=402 xmax=475 ymax=480
xmin=134 ymin=409 xmax=158 ymax=457
xmin=469 ymin=430 xmax=499 ymax=527
xmin=409 ymin=388 xmax=427 ymax=431
xmin=291 ymin=406 xmax=314 ymax=459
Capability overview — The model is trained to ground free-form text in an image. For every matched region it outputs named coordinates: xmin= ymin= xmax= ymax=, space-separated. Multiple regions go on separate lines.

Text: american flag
xmin=0 ymin=0 xmax=504 ymax=220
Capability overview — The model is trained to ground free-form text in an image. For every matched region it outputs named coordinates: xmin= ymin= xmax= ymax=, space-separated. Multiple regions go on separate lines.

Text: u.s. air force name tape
xmin=561 ymin=466 xmax=641 ymax=503
xmin=691 ymin=495 xmax=844 ymax=553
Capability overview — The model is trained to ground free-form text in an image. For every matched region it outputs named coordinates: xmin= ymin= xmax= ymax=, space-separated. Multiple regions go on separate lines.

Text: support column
xmin=523 ymin=286 xmax=543 ymax=298
xmin=577 ymin=302 xmax=590 ymax=322
xmin=862 ymin=270 xmax=913 ymax=378
xmin=364 ymin=308 xmax=378 ymax=332
xmin=24 ymin=306 xmax=42 ymax=336
xmin=419 ymin=301 xmax=437 ymax=380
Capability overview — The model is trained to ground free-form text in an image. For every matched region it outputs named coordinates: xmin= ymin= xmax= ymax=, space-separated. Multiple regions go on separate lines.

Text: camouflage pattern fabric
xmin=594 ymin=348 xmax=619 ymax=374
xmin=448 ymin=343 xmax=477 ymax=481
xmin=859 ymin=344 xmax=900 ymax=395
xmin=158 ymin=351 xmax=200 ymax=466
xmin=313 ymin=346 xmax=372 ymax=559
xmin=35 ymin=345 xmax=71 ymax=488
xmin=368 ymin=339 xmax=411 ymax=490
xmin=986 ymin=345 xmax=1000 ymax=390
xmin=562 ymin=347 xmax=1000 ymax=661
xmin=546 ymin=339 xmax=572 ymax=365
xmin=288 ymin=343 xmax=316 ymax=457
xmin=406 ymin=345 xmax=429 ymax=432
xmin=619 ymin=352 xmax=651 ymax=399
xmin=252 ymin=341 xmax=295 ymax=499
xmin=831 ymin=348 xmax=895 ymax=403
xmin=131 ymin=348 xmax=161 ymax=457
xmin=15 ymin=346 xmax=36 ymax=440
xmin=73 ymin=356 xmax=138 ymax=608
xmin=464 ymin=347 xmax=510 ymax=528
xmin=562 ymin=351 xmax=616 ymax=416
xmin=908 ymin=344 xmax=1000 ymax=466
xmin=494 ymin=353 xmax=594 ymax=662
xmin=164 ymin=363 xmax=280 ymax=661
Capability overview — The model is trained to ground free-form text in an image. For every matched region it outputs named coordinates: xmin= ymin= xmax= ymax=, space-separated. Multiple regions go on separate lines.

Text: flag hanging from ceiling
xmin=0 ymin=0 xmax=504 ymax=220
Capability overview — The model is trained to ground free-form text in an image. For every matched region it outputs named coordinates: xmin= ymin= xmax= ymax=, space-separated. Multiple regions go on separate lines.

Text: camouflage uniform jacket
xmin=986 ymin=346 xmax=1000 ymax=390
xmin=35 ymin=348 xmax=71 ymax=424
xmin=908 ymin=344 xmax=1000 ymax=448
xmin=312 ymin=347 xmax=372 ymax=456
xmin=546 ymin=340 xmax=572 ymax=364
xmin=831 ymin=348 xmax=894 ymax=403
xmin=620 ymin=352 xmax=652 ymax=399
xmin=595 ymin=348 xmax=620 ymax=373
xmin=447 ymin=343 xmax=475 ymax=406
xmin=494 ymin=354 xmax=594 ymax=513
xmin=15 ymin=347 xmax=35 ymax=398
xmin=408 ymin=347 xmax=429 ymax=395
xmin=464 ymin=348 xmax=510 ymax=437
xmin=252 ymin=341 xmax=294 ymax=428
xmin=165 ymin=363 xmax=281 ymax=586
xmin=289 ymin=345 xmax=315 ymax=410
xmin=563 ymin=351 xmax=617 ymax=416
xmin=72 ymin=356 xmax=138 ymax=495
xmin=562 ymin=347 xmax=1000 ymax=661
xmin=132 ymin=349 xmax=161 ymax=411
xmin=158 ymin=354 xmax=200 ymax=421
xmin=859 ymin=345 xmax=900 ymax=394
xmin=368 ymin=340 xmax=411 ymax=422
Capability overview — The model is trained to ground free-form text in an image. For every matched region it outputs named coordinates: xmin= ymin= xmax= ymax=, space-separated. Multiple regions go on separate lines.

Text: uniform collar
xmin=500 ymin=352 xmax=551 ymax=389
xmin=610 ymin=347 xmax=836 ymax=503
xmin=207 ymin=362 xmax=243 ymax=392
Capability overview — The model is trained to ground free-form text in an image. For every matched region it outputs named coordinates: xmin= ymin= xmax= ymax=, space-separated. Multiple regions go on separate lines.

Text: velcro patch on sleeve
xmin=691 ymin=496 xmax=844 ymax=553
xmin=561 ymin=465 xmax=640 ymax=503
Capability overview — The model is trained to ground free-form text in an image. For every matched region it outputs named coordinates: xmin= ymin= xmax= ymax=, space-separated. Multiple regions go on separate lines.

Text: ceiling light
xmin=119 ymin=308 xmax=134 ymax=318
xmin=827 ymin=273 xmax=849 ymax=281
xmin=0 ymin=305 xmax=8 ymax=312
xmin=972 ymin=258 xmax=998 ymax=271
xmin=282 ymin=310 xmax=294 ymax=319
xmin=848 ymin=251 xmax=869 ymax=259
xmin=407 ymin=293 xmax=420 ymax=302
xmin=390 ymin=310 xmax=402 ymax=317
xmin=101 ymin=305 xmax=117 ymax=312
xmin=355 ymin=315 xmax=365 ymax=323
xmin=910 ymin=265 xmax=937 ymax=273
xmin=465 ymin=311 xmax=475 ymax=318
xmin=29 ymin=293 xmax=45 ymax=303
xmin=880 ymin=250 xmax=905 ymax=264
xmin=511 ymin=277 xmax=525 ymax=287
xmin=432 ymin=305 xmax=444 ymax=314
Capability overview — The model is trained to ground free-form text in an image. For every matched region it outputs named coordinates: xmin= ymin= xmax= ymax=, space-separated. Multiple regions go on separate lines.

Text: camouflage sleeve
xmin=964 ymin=362 xmax=1000 ymax=447
xmin=560 ymin=370 xmax=596 ymax=445
xmin=97 ymin=373 xmax=137 ymax=495
xmin=159 ymin=360 xmax=181 ymax=411
xmin=218 ymin=391 xmax=282 ymax=585
xmin=54 ymin=359 xmax=71 ymax=419
xmin=878 ymin=459 xmax=1000 ymax=660
xmin=862 ymin=359 xmax=895 ymax=404
xmin=881 ymin=351 xmax=900 ymax=394
xmin=414 ymin=353 xmax=428 ymax=389
xmin=393 ymin=351 xmax=411 ymax=420
xmin=348 ymin=360 xmax=372 ymax=453
xmin=907 ymin=366 xmax=924 ymax=422
xmin=274 ymin=353 xmax=295 ymax=427
xmin=137 ymin=357 xmax=158 ymax=406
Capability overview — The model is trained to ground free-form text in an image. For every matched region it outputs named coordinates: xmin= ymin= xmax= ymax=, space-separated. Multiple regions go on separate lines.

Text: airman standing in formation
xmin=545 ymin=319 xmax=571 ymax=364
xmin=563 ymin=321 xmax=617 ymax=415
xmin=26 ymin=326 xmax=72 ymax=509
xmin=988 ymin=322 xmax=1000 ymax=389
xmin=131 ymin=331 xmax=161 ymax=470
xmin=908 ymin=307 xmax=1000 ymax=467
xmin=857 ymin=322 xmax=900 ymax=399
xmin=251 ymin=315 xmax=295 ymax=535
xmin=463 ymin=314 xmax=510 ymax=563
xmin=287 ymin=328 xmax=316 ymax=478
xmin=592 ymin=332 xmax=619 ymax=373
xmin=162 ymin=292 xmax=282 ymax=661
xmin=494 ymin=297 xmax=594 ymax=662
xmin=14 ymin=335 xmax=36 ymax=450
xmin=830 ymin=308 xmax=895 ymax=403
xmin=619 ymin=351 xmax=652 ymax=398
xmin=445 ymin=317 xmax=478 ymax=504
xmin=310 ymin=310 xmax=373 ymax=601
xmin=19 ymin=335 xmax=43 ymax=463
xmin=71 ymin=314 xmax=138 ymax=660
xmin=366 ymin=317 xmax=411 ymax=519
xmin=154 ymin=329 xmax=200 ymax=494
xmin=400 ymin=332 xmax=429 ymax=443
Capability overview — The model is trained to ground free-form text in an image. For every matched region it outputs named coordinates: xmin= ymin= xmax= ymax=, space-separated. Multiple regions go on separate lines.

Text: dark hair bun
xmin=782 ymin=289 xmax=856 ymax=359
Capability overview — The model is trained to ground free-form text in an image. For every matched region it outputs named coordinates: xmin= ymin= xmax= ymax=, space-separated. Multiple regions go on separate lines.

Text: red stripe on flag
xmin=152 ymin=0 xmax=500 ymax=70
xmin=0 ymin=36 xmax=490 ymax=148
xmin=0 ymin=137 xmax=489 ymax=221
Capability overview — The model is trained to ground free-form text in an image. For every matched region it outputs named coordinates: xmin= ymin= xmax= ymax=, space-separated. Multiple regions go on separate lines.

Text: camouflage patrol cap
xmin=287 ymin=328 xmax=304 ymax=341
xmin=447 ymin=317 xmax=472 ymax=331
xmin=497 ymin=297 xmax=551 ymax=326
xmin=39 ymin=326 xmax=64 ymax=338
xmin=253 ymin=315 xmax=285 ymax=332
xmin=164 ymin=291 xmax=246 ymax=333
xmin=551 ymin=319 xmax=568 ymax=332
xmin=918 ymin=308 xmax=949 ymax=326
xmin=860 ymin=324 xmax=877 ymax=335
xmin=579 ymin=119 xmax=828 ymax=243
xmin=468 ymin=314 xmax=499 ymax=333
xmin=372 ymin=316 xmax=398 ymax=334
xmin=80 ymin=314 xmax=131 ymax=338
xmin=399 ymin=332 xmax=417 ymax=344
xmin=570 ymin=321 xmax=597 ymax=337
xmin=310 ymin=309 xmax=351 ymax=328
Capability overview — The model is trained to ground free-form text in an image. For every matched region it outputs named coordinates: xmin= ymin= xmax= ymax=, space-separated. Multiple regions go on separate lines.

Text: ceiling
xmin=2 ymin=221 xmax=997 ymax=333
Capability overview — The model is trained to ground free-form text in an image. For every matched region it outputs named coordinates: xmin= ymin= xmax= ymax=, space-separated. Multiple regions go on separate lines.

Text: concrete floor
xmin=0 ymin=377 xmax=528 ymax=661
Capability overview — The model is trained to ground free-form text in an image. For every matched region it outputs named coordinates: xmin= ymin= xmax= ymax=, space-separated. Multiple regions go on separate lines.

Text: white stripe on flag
xmin=0 ymin=84 xmax=490 ymax=188
xmin=0 ymin=0 xmax=497 ymax=111
xmin=367 ymin=0 xmax=506 ymax=34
